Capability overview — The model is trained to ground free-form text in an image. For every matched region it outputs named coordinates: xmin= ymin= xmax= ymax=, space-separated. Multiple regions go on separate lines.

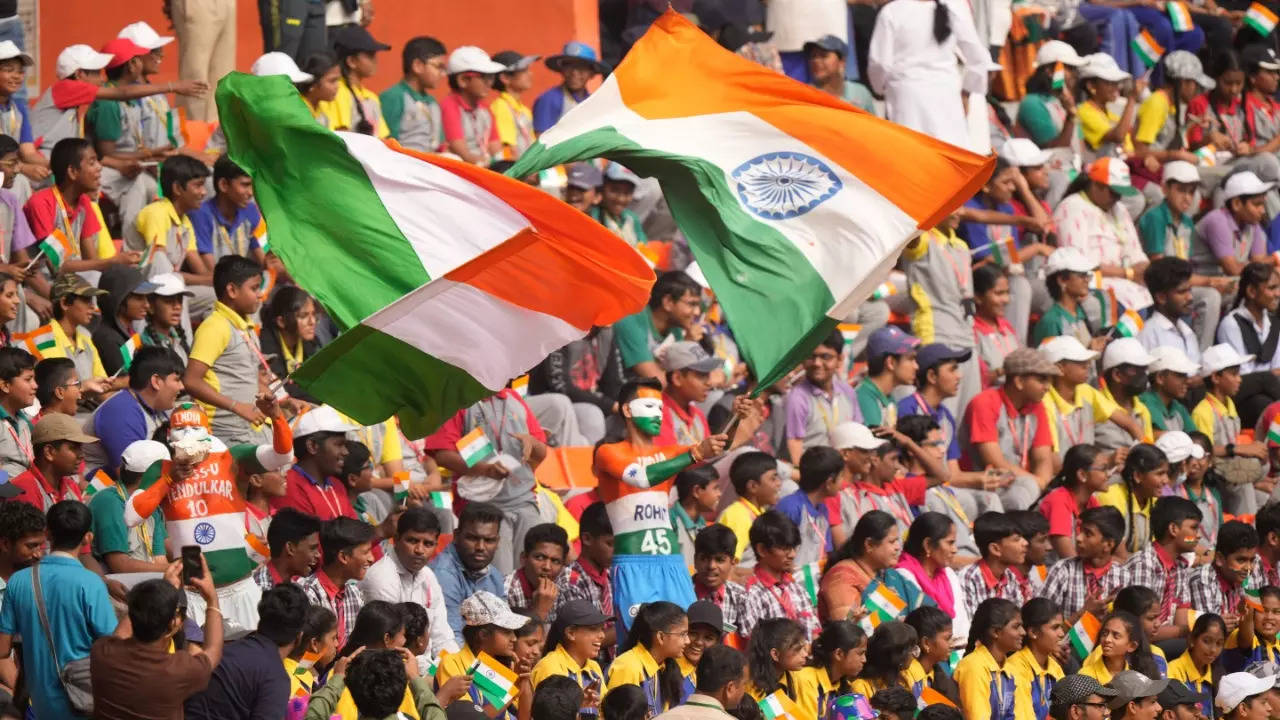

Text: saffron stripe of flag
xmin=919 ymin=687 xmax=958 ymax=709
xmin=457 ymin=427 xmax=495 ymax=467
xmin=1168 ymin=1 xmax=1194 ymax=32
xmin=245 ymin=532 xmax=270 ymax=565
xmin=1195 ymin=144 xmax=1218 ymax=166
xmin=16 ymin=324 xmax=57 ymax=359
xmin=1246 ymin=2 xmax=1279 ymax=35
xmin=1245 ymin=576 xmax=1265 ymax=612
xmin=865 ymin=581 xmax=906 ymax=620
xmin=37 ymin=230 xmax=72 ymax=272
xmin=83 ymin=469 xmax=115 ymax=498
xmin=798 ymin=562 xmax=820 ymax=607
xmin=393 ymin=471 xmax=411 ymax=504
xmin=1068 ymin=611 xmax=1102 ymax=660
xmin=858 ymin=610 xmax=882 ymax=636
xmin=1115 ymin=308 xmax=1144 ymax=338
xmin=990 ymin=236 xmax=1018 ymax=266
xmin=1268 ymin=417 xmax=1280 ymax=447
xmin=118 ymin=333 xmax=144 ymax=372
xmin=1052 ymin=62 xmax=1065 ymax=91
xmin=759 ymin=690 xmax=803 ymax=719
xmin=470 ymin=652 xmax=519 ymax=710
xmin=294 ymin=650 xmax=322 ymax=675
xmin=1132 ymin=28 xmax=1165 ymax=67
xmin=510 ymin=374 xmax=529 ymax=398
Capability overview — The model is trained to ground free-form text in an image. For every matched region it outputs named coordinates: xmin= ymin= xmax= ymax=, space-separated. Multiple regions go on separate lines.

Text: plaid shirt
xmin=504 ymin=567 xmax=568 ymax=622
xmin=1187 ymin=563 xmax=1245 ymax=616
xmin=557 ymin=559 xmax=615 ymax=663
xmin=740 ymin=567 xmax=821 ymax=641
xmin=1121 ymin=544 xmax=1189 ymax=624
xmin=959 ymin=560 xmax=1028 ymax=613
xmin=694 ymin=579 xmax=748 ymax=637
xmin=1037 ymin=557 xmax=1127 ymax=618
xmin=1251 ymin=555 xmax=1280 ymax=590
xmin=299 ymin=570 xmax=365 ymax=648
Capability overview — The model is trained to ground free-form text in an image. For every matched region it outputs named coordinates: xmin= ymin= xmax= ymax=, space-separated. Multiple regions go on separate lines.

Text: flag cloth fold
xmin=507 ymin=10 xmax=993 ymax=389
xmin=216 ymin=73 xmax=655 ymax=437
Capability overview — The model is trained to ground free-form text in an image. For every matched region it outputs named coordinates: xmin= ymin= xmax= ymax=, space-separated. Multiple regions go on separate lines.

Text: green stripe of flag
xmin=511 ymin=131 xmax=837 ymax=390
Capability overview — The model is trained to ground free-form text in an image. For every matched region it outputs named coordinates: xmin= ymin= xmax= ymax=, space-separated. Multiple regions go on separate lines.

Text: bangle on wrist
xmin=206 ymin=605 xmax=222 ymax=615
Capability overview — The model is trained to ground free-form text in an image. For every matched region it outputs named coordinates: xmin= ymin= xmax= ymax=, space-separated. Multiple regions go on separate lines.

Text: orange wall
xmin=38 ymin=0 xmax=598 ymax=102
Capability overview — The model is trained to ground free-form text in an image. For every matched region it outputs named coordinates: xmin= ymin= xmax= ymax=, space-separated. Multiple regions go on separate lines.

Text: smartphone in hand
xmin=180 ymin=545 xmax=204 ymax=584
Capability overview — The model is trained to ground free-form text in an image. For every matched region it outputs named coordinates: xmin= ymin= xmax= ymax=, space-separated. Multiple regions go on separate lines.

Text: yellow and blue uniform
xmin=435 ymin=645 xmax=515 ymax=720
xmin=1167 ymin=651 xmax=1214 ymax=719
xmin=954 ymin=643 xmax=1015 ymax=720
xmin=1225 ymin=629 xmax=1280 ymax=672
xmin=531 ymin=645 xmax=603 ymax=691
xmin=791 ymin=666 xmax=856 ymax=719
xmin=677 ymin=655 xmax=697 ymax=703
xmin=1006 ymin=647 xmax=1064 ymax=720
xmin=901 ymin=659 xmax=934 ymax=699
xmin=282 ymin=656 xmax=317 ymax=701
xmin=607 ymin=644 xmax=667 ymax=715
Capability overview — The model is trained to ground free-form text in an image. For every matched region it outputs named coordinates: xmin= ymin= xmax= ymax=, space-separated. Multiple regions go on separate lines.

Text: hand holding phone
xmin=181 ymin=545 xmax=204 ymax=584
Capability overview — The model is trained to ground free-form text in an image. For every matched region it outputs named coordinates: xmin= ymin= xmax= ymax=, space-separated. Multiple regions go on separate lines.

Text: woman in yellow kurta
xmin=791 ymin=620 xmax=868 ymax=718
xmin=1007 ymin=599 xmax=1066 ymax=720
xmin=954 ymin=598 xmax=1023 ymax=720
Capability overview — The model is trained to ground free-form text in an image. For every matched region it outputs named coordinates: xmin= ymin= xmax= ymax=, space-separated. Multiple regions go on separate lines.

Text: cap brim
xmin=1084 ymin=69 xmax=1130 ymax=82
xmin=132 ymin=281 xmax=161 ymax=295
xmin=545 ymin=55 xmax=608 ymax=75
xmin=509 ymin=55 xmax=541 ymax=71
xmin=0 ymin=482 xmax=20 ymax=499
xmin=565 ymin=608 xmax=610 ymax=626
xmin=493 ymin=609 xmax=531 ymax=630
xmin=0 ymin=53 xmax=34 ymax=67
xmin=1059 ymin=350 xmax=1100 ymax=362
xmin=289 ymin=70 xmax=315 ymax=83
xmin=1111 ymin=184 xmax=1140 ymax=197
xmin=682 ymin=358 xmax=724 ymax=374
xmin=854 ymin=438 xmax=889 ymax=450
xmin=79 ymin=56 xmax=112 ymax=72
xmin=154 ymin=288 xmax=194 ymax=297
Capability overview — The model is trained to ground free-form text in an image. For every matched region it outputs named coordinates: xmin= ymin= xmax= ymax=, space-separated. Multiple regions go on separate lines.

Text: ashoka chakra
xmin=731 ymin=151 xmax=842 ymax=220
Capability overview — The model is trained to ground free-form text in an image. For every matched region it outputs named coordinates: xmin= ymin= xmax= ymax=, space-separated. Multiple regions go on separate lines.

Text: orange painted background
xmin=37 ymin=0 xmax=598 ymax=102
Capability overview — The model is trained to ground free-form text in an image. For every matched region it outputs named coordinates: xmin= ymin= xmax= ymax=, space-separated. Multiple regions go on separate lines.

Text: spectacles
xmin=61 ymin=380 xmax=81 ymax=389
xmin=660 ymin=630 xmax=690 ymax=639
xmin=1087 ymin=465 xmax=1110 ymax=472
xmin=1076 ymin=702 xmax=1111 ymax=715
xmin=921 ymin=440 xmax=947 ymax=448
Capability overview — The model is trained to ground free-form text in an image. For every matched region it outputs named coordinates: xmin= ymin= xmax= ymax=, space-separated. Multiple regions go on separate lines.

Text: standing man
xmin=258 ymin=0 xmax=326 ymax=64
xmin=168 ymin=0 xmax=236 ymax=122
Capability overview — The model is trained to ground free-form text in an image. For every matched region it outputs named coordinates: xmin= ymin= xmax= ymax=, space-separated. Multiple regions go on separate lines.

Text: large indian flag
xmin=509 ymin=11 xmax=993 ymax=388
xmin=216 ymin=74 xmax=655 ymax=436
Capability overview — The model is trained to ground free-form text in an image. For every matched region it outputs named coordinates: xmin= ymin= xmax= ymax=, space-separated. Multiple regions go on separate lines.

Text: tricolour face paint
xmin=628 ymin=388 xmax=664 ymax=436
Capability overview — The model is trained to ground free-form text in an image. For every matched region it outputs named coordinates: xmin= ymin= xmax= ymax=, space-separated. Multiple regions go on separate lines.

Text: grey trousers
xmin=1189 ymin=285 xmax=1222 ymax=352
xmin=526 ymin=392 xmax=588 ymax=446
xmin=101 ymin=167 xmax=157 ymax=232
xmin=493 ymin=500 xmax=541 ymax=576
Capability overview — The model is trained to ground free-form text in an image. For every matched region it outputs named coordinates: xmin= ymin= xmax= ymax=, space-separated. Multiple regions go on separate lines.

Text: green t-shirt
xmin=1139 ymin=390 xmax=1196 ymax=432
xmin=379 ymin=79 xmax=437 ymax=140
xmin=90 ymin=486 xmax=168 ymax=561
xmin=1016 ymin=93 xmax=1062 ymax=147
xmin=1031 ymin=301 xmax=1090 ymax=347
xmin=1137 ymin=201 xmax=1195 ymax=259
xmin=613 ymin=307 xmax=683 ymax=369
xmin=855 ymin=378 xmax=895 ymax=427
xmin=86 ymin=95 xmax=126 ymax=142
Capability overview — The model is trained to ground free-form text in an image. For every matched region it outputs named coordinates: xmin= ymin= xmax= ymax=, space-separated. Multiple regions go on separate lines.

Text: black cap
xmin=557 ymin=599 xmax=609 ymax=627
xmin=687 ymin=600 xmax=724 ymax=633
xmin=1243 ymin=44 xmax=1280 ymax=71
xmin=1051 ymin=674 xmax=1120 ymax=710
xmin=0 ymin=470 xmax=20 ymax=499
xmin=1158 ymin=680 xmax=1205 ymax=709
xmin=718 ymin=23 xmax=774 ymax=53
xmin=491 ymin=51 xmax=540 ymax=71
xmin=445 ymin=701 xmax=487 ymax=720
xmin=331 ymin=26 xmax=391 ymax=55
xmin=917 ymin=343 xmax=973 ymax=372
xmin=803 ymin=34 xmax=848 ymax=58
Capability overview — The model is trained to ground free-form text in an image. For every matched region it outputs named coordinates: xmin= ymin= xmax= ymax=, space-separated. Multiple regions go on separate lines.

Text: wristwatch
xmin=1226 ymin=443 xmax=1236 ymax=458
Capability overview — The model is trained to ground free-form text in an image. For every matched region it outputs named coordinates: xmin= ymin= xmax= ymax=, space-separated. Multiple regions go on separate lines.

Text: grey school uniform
xmin=206 ymin=316 xmax=271 ymax=446
xmin=96 ymin=99 xmax=156 ymax=229
xmin=956 ymin=392 xmax=1041 ymax=510
xmin=123 ymin=210 xmax=214 ymax=327
xmin=138 ymin=94 xmax=174 ymax=151
xmin=0 ymin=409 xmax=32 ymax=477
xmin=384 ymin=81 xmax=443 ymax=153
xmin=903 ymin=230 xmax=982 ymax=413
xmin=29 ymin=91 xmax=78 ymax=160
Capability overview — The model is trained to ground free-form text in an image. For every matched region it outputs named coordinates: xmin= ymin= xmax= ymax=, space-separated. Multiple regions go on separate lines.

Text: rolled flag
xmin=1068 ymin=611 xmax=1102 ymax=660
xmin=36 ymin=229 xmax=73 ymax=272
xmin=1195 ymin=144 xmax=1218 ymax=166
xmin=294 ymin=649 xmax=322 ymax=676
xmin=118 ymin=333 xmax=145 ymax=372
xmin=456 ymin=427 xmax=495 ymax=468
xmin=505 ymin=10 xmax=993 ymax=393
xmin=83 ymin=469 xmax=115 ymax=498
xmin=393 ymin=471 xmax=411 ymax=504
xmin=215 ymin=74 xmax=655 ymax=437
xmin=1051 ymin=61 xmax=1065 ymax=91
xmin=1167 ymin=1 xmax=1194 ymax=32
xmin=1093 ymin=287 xmax=1121 ymax=328
xmin=1246 ymin=1 xmax=1279 ymax=35
xmin=15 ymin=324 xmax=57 ymax=360
xmin=1131 ymin=28 xmax=1165 ymax=67
xmin=1245 ymin=575 xmax=1265 ymax=612
xmin=759 ymin=690 xmax=804 ymax=719
xmin=838 ymin=322 xmax=861 ymax=378
xmin=1115 ymin=308 xmax=1144 ymax=338
xmin=430 ymin=490 xmax=454 ymax=512
xmin=1267 ymin=416 xmax=1280 ymax=447
xmin=798 ymin=561 xmax=820 ymax=606
xmin=864 ymin=581 xmax=907 ymax=621
xmin=470 ymin=652 xmax=519 ymax=712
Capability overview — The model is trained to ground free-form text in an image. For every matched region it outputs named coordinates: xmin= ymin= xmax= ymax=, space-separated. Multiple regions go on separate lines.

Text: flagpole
xmin=22 ymin=244 xmax=47 ymax=272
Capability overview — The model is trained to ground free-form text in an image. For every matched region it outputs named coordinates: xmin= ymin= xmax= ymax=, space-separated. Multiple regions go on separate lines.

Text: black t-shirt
xmin=0 ymin=3 xmax=18 ymax=19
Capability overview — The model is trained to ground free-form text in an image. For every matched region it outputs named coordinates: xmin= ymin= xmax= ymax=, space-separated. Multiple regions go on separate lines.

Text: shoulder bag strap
xmin=1262 ymin=314 xmax=1280 ymax=363
xmin=1235 ymin=313 xmax=1265 ymax=357
xmin=31 ymin=564 xmax=67 ymax=677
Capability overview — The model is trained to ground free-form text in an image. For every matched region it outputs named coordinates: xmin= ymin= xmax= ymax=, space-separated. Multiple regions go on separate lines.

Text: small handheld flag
xmin=429 ymin=490 xmax=454 ymax=512
xmin=35 ymin=230 xmax=73 ymax=273
xmin=1195 ymin=144 xmax=1218 ymax=166
xmin=294 ymin=650 xmax=321 ymax=676
xmin=870 ymin=280 xmax=897 ymax=300
xmin=469 ymin=652 xmax=519 ymax=713
xmin=1267 ymin=417 xmax=1280 ymax=447
xmin=456 ymin=427 xmax=496 ymax=468
xmin=83 ymin=469 xmax=115 ymax=498
xmin=1052 ymin=62 xmax=1066 ymax=91
xmin=1245 ymin=575 xmax=1265 ymax=612
xmin=1246 ymin=2 xmax=1279 ymax=35
xmin=1167 ymin=1 xmax=1194 ymax=31
xmin=990 ymin=236 xmax=1019 ymax=266
xmin=118 ymin=333 xmax=144 ymax=372
xmin=392 ymin=471 xmax=411 ymax=505
xmin=1068 ymin=611 xmax=1102 ymax=660
xmin=798 ymin=562 xmax=820 ymax=606
xmin=759 ymin=690 xmax=804 ymax=719
xmin=15 ymin=324 xmax=57 ymax=360
xmin=864 ymin=581 xmax=907 ymax=621
xmin=1115 ymin=308 xmax=1144 ymax=338
xmin=1131 ymin=29 xmax=1166 ymax=67
xmin=510 ymin=375 xmax=529 ymax=398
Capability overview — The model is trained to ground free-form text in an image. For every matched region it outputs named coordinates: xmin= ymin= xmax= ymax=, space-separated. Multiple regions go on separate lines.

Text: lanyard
xmin=479 ymin=396 xmax=510 ymax=454
xmin=932 ymin=485 xmax=970 ymax=527
xmin=114 ymin=482 xmax=153 ymax=556
xmin=279 ymin=332 xmax=304 ymax=373
xmin=3 ymin=415 xmax=31 ymax=464
xmin=1205 ymin=394 xmax=1234 ymax=442
xmin=215 ymin=221 xmax=248 ymax=258
xmin=933 ymin=232 xmax=972 ymax=299
xmin=52 ymin=187 xmax=76 ymax=247
xmin=1006 ymin=406 xmax=1031 ymax=469
xmin=1058 ymin=401 xmax=1086 ymax=448
xmin=740 ymin=498 xmax=761 ymax=521
xmin=813 ymin=392 xmax=840 ymax=433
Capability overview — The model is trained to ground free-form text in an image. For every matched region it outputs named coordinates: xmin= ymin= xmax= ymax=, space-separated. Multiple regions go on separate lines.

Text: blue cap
xmin=803 ymin=34 xmax=848 ymax=58
xmin=545 ymin=41 xmax=609 ymax=75
xmin=865 ymin=326 xmax=920 ymax=361
xmin=566 ymin=162 xmax=602 ymax=189
xmin=916 ymin=342 xmax=972 ymax=371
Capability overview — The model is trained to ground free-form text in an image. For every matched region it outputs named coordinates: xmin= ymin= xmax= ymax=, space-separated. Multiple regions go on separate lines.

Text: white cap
xmin=1148 ymin=346 xmax=1199 ymax=376
xmin=1000 ymin=138 xmax=1053 ymax=168
xmin=1155 ymin=430 xmax=1205 ymax=463
xmin=1036 ymin=40 xmax=1087 ymax=67
xmin=684 ymin=261 xmax=709 ymax=289
xmin=121 ymin=439 xmax=171 ymax=473
xmin=1045 ymin=246 xmax=1098 ymax=276
xmin=56 ymin=44 xmax=112 ymax=80
xmin=830 ymin=422 xmax=887 ymax=451
xmin=1163 ymin=160 xmax=1200 ymax=185
xmin=118 ymin=21 xmax=174 ymax=50
xmin=292 ymin=405 xmax=360 ymax=438
xmin=0 ymin=41 xmax=34 ymax=68
xmin=1222 ymin=171 xmax=1275 ymax=202
xmin=149 ymin=272 xmax=193 ymax=297
xmin=1081 ymin=52 xmax=1130 ymax=82
xmin=1201 ymin=343 xmax=1254 ymax=375
xmin=1218 ymin=672 xmax=1276 ymax=712
xmin=1102 ymin=337 xmax=1155 ymax=372
xmin=250 ymin=51 xmax=314 ymax=83
xmin=446 ymin=46 xmax=507 ymax=75
xmin=1041 ymin=335 xmax=1098 ymax=364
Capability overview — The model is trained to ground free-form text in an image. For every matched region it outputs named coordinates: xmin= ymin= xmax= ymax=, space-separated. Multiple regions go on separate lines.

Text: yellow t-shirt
xmin=134 ymin=198 xmax=197 ymax=253
xmin=334 ymin=685 xmax=419 ymax=720
xmin=333 ymin=81 xmax=390 ymax=138
xmin=530 ymin=645 xmax=604 ymax=690
xmin=489 ymin=91 xmax=532 ymax=151
xmin=954 ymin=644 xmax=1012 ymax=720
xmin=790 ymin=666 xmax=845 ymax=719
xmin=46 ymin=321 xmax=107 ymax=380
xmin=1078 ymin=646 xmax=1125 ymax=686
xmin=1079 ymin=100 xmax=1135 ymax=153
xmin=1006 ymin=647 xmax=1064 ymax=720
xmin=282 ymin=657 xmax=317 ymax=701
xmin=536 ymin=483 xmax=579 ymax=545
xmin=1191 ymin=393 xmax=1238 ymax=445
xmin=188 ymin=301 xmax=257 ymax=420
xmin=1135 ymin=89 xmax=1172 ymax=145
xmin=1100 ymin=384 xmax=1154 ymax=442
xmin=606 ymin=644 xmax=660 ymax=691
xmin=901 ymin=658 xmax=933 ymax=696
xmin=1043 ymin=383 xmax=1120 ymax=453
xmin=716 ymin=498 xmax=763 ymax=561
xmin=435 ymin=645 xmax=477 ymax=690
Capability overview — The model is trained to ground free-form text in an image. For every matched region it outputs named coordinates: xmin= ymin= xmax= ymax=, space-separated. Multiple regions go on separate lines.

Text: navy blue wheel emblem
xmin=193 ymin=522 xmax=217 ymax=545
xmin=731 ymin=151 xmax=842 ymax=220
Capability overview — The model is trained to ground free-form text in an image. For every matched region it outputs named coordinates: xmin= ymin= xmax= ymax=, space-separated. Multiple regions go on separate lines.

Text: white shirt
xmin=1217 ymin=305 xmax=1279 ymax=373
xmin=359 ymin=550 xmax=459 ymax=656
xmin=1139 ymin=311 xmax=1201 ymax=365
xmin=766 ymin=0 xmax=847 ymax=51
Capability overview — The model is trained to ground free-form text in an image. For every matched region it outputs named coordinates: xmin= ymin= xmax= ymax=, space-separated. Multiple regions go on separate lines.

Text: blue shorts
xmin=610 ymin=553 xmax=696 ymax=633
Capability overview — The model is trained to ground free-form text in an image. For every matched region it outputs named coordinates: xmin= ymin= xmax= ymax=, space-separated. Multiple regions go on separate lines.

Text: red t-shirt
xmin=268 ymin=465 xmax=356 ymax=521
xmin=49 ymin=79 xmax=98 ymax=110
xmin=24 ymin=187 xmax=100 ymax=242
xmin=422 ymin=389 xmax=546 ymax=453
xmin=1038 ymin=484 xmax=1100 ymax=538
xmin=961 ymin=387 xmax=1052 ymax=470
xmin=656 ymin=391 xmax=711 ymax=446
